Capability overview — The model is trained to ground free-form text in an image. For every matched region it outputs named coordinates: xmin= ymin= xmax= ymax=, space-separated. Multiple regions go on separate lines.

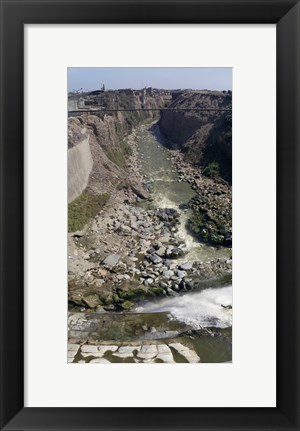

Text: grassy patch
xmin=68 ymin=190 xmax=110 ymax=232
xmin=121 ymin=139 xmax=132 ymax=157
xmin=107 ymin=148 xmax=126 ymax=168
xmin=107 ymin=139 xmax=132 ymax=169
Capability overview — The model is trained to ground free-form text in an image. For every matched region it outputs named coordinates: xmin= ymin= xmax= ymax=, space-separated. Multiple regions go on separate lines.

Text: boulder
xmin=155 ymin=246 xmax=166 ymax=257
xmin=120 ymin=300 xmax=134 ymax=310
xmin=148 ymin=254 xmax=162 ymax=264
xmin=82 ymin=293 xmax=101 ymax=309
xmin=144 ymin=278 xmax=154 ymax=286
xmin=179 ymin=262 xmax=193 ymax=270
xmin=102 ymin=254 xmax=121 ymax=267
xmin=176 ymin=270 xmax=187 ymax=279
xmin=166 ymin=247 xmax=184 ymax=259
xmin=131 ymin=183 xmax=150 ymax=199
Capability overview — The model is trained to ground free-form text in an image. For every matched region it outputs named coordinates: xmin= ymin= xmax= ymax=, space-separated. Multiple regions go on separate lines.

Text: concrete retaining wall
xmin=68 ymin=137 xmax=93 ymax=203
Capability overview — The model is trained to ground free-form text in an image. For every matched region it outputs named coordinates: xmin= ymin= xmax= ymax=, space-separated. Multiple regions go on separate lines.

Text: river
xmin=137 ymin=124 xmax=231 ymax=261
xmin=135 ymin=123 xmax=232 ymax=362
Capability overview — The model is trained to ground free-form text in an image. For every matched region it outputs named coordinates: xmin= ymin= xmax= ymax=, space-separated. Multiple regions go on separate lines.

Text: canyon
xmin=68 ymin=89 xmax=232 ymax=363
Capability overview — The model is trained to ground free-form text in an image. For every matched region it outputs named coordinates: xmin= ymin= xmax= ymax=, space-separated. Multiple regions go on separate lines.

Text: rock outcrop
xmin=159 ymin=90 xmax=232 ymax=183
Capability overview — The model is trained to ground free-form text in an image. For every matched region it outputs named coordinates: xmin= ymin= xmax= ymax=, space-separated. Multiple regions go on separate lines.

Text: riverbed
xmin=137 ymin=124 xmax=231 ymax=262
xmin=68 ymin=122 xmax=232 ymax=363
xmin=133 ymin=123 xmax=232 ymax=361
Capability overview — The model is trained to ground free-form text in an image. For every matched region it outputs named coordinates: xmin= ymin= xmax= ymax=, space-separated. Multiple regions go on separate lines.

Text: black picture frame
xmin=1 ymin=0 xmax=299 ymax=430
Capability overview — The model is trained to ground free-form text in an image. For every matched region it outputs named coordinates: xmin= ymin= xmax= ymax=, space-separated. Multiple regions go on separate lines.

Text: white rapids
xmin=151 ymin=194 xmax=230 ymax=261
xmin=135 ymin=286 xmax=232 ymax=329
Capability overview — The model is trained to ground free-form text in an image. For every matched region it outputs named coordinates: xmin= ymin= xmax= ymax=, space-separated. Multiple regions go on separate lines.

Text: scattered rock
xmin=102 ymin=254 xmax=121 ymax=267
xmin=179 ymin=262 xmax=193 ymax=270
xmin=148 ymin=254 xmax=162 ymax=264
xmin=82 ymin=294 xmax=102 ymax=309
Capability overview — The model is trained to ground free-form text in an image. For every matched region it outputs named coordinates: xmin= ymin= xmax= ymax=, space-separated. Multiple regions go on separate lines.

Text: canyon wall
xmin=68 ymin=92 xmax=167 ymax=200
xmin=68 ymin=89 xmax=232 ymax=205
xmin=159 ymin=90 xmax=232 ymax=182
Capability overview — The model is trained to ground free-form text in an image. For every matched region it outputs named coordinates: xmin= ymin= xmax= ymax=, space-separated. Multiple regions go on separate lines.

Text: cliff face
xmin=159 ymin=90 xmax=232 ymax=182
xmin=68 ymin=92 xmax=166 ymax=200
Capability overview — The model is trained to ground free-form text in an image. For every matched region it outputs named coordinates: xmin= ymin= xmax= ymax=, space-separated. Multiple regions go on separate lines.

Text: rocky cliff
xmin=68 ymin=92 xmax=167 ymax=232
xmin=159 ymin=90 xmax=232 ymax=183
xmin=69 ymin=92 xmax=167 ymax=195
xmin=68 ymin=90 xmax=232 ymax=245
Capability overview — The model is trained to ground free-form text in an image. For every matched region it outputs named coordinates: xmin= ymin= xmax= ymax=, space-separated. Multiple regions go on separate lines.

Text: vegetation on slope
xmin=68 ymin=190 xmax=110 ymax=232
xmin=107 ymin=138 xmax=132 ymax=168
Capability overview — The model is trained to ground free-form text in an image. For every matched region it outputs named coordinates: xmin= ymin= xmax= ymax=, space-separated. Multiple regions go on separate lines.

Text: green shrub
xmin=121 ymin=139 xmax=132 ymax=156
xmin=68 ymin=190 xmax=110 ymax=232
xmin=203 ymin=161 xmax=220 ymax=178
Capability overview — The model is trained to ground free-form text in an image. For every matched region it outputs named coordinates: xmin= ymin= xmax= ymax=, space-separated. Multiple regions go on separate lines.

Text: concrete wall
xmin=68 ymin=98 xmax=78 ymax=111
xmin=68 ymin=137 xmax=93 ymax=203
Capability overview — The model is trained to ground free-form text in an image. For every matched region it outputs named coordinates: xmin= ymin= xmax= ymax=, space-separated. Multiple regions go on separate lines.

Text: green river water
xmin=133 ymin=123 xmax=233 ymax=363
xmin=137 ymin=123 xmax=231 ymax=262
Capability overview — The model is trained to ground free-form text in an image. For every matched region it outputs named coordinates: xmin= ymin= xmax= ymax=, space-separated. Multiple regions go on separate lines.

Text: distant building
xmin=118 ymin=89 xmax=134 ymax=96
xmin=89 ymin=89 xmax=104 ymax=96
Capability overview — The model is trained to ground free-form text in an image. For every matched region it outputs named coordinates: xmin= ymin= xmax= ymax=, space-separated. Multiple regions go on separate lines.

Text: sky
xmin=68 ymin=67 xmax=232 ymax=93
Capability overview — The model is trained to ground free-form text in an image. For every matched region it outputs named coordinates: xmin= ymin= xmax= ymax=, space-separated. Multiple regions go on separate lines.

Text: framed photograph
xmin=1 ymin=0 xmax=299 ymax=430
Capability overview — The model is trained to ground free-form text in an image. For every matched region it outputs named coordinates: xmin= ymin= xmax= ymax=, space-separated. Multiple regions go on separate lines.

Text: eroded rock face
xmin=68 ymin=91 xmax=167 ymax=201
xmin=159 ymin=90 xmax=232 ymax=183
xmin=68 ymin=115 xmax=127 ymax=196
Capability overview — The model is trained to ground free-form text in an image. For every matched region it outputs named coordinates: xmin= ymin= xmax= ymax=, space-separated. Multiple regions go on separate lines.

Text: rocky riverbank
xmin=168 ymin=150 xmax=232 ymax=246
xmin=68 ymin=118 xmax=233 ymax=363
xmin=68 ymin=124 xmax=232 ymax=313
xmin=68 ymin=202 xmax=232 ymax=311
xmin=159 ymin=90 xmax=232 ymax=183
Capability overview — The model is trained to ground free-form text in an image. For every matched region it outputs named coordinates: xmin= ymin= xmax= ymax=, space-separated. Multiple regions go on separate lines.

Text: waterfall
xmin=135 ymin=286 xmax=232 ymax=329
